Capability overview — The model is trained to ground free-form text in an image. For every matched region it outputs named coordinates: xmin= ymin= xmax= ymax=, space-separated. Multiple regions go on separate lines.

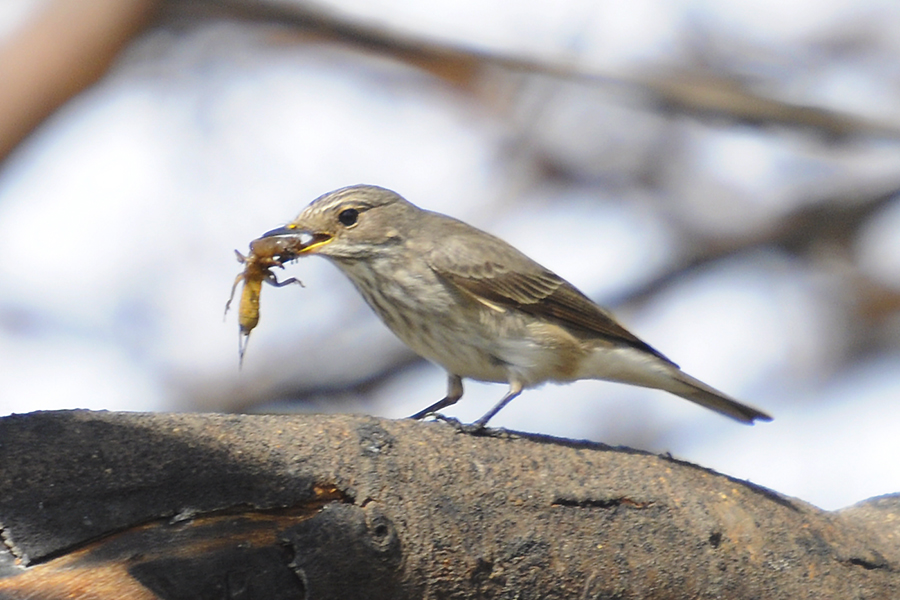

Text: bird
xmin=261 ymin=184 xmax=772 ymax=429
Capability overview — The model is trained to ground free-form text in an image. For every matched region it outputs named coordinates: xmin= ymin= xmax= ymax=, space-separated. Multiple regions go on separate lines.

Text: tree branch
xmin=0 ymin=411 xmax=895 ymax=598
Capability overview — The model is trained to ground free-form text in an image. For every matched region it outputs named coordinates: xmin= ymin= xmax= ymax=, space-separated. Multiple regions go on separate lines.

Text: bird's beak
xmin=260 ymin=225 xmax=333 ymax=254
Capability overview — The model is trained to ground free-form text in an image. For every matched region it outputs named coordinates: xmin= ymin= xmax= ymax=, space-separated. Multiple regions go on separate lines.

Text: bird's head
xmin=261 ymin=185 xmax=413 ymax=261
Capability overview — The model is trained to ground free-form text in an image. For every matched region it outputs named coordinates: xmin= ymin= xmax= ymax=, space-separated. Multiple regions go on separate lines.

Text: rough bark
xmin=0 ymin=410 xmax=895 ymax=599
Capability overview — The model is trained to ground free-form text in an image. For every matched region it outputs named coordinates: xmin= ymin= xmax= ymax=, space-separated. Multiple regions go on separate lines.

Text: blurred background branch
xmin=6 ymin=0 xmax=900 ymax=165
xmin=0 ymin=0 xmax=159 ymax=162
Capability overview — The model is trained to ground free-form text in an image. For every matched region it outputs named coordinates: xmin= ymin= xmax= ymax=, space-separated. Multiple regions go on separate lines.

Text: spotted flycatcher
xmin=262 ymin=185 xmax=771 ymax=428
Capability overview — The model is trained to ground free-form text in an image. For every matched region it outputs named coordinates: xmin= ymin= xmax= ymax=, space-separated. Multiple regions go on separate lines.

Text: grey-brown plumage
xmin=265 ymin=184 xmax=772 ymax=428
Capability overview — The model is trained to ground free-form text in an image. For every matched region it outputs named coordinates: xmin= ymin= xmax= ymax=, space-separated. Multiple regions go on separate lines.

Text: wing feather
xmin=426 ymin=232 xmax=674 ymax=364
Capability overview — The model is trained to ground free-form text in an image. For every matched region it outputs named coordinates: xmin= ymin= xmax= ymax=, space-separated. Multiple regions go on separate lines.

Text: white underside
xmin=571 ymin=345 xmax=679 ymax=390
xmin=414 ymin=331 xmax=679 ymax=393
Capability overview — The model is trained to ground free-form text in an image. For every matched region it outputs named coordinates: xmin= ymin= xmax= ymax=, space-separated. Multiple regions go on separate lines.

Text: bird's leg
xmin=472 ymin=381 xmax=524 ymax=429
xmin=408 ymin=374 xmax=463 ymax=420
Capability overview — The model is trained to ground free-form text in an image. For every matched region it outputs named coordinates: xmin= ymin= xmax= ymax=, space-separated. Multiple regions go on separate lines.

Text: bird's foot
xmin=407 ymin=412 xmax=495 ymax=436
xmin=428 ymin=413 xmax=461 ymax=427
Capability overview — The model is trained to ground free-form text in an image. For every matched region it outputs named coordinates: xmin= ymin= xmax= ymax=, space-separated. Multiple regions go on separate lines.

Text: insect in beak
xmin=261 ymin=226 xmax=333 ymax=253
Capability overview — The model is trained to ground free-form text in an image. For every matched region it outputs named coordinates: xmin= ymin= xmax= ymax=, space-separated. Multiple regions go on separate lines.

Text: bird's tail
xmin=578 ymin=346 xmax=771 ymax=423
xmin=663 ymin=370 xmax=772 ymax=424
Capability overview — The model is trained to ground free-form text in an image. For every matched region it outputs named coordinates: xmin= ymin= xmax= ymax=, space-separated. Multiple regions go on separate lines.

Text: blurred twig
xmin=0 ymin=0 xmax=159 ymax=163
xmin=619 ymin=181 xmax=900 ymax=361
xmin=166 ymin=0 xmax=900 ymax=140
xmin=3 ymin=0 xmax=898 ymax=166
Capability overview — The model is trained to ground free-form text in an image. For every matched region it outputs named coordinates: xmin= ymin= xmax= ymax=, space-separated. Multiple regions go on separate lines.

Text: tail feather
xmin=666 ymin=371 xmax=772 ymax=424
xmin=576 ymin=346 xmax=772 ymax=423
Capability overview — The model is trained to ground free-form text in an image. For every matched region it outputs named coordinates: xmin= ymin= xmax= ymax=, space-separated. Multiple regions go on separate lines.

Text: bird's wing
xmin=426 ymin=233 xmax=675 ymax=364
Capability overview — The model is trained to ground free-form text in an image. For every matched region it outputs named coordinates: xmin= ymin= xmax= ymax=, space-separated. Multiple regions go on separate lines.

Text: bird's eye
xmin=338 ymin=208 xmax=359 ymax=227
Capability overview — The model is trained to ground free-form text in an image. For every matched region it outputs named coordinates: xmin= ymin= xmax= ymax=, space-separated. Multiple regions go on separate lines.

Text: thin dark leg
xmin=472 ymin=381 xmax=523 ymax=429
xmin=408 ymin=374 xmax=463 ymax=420
xmin=265 ymin=275 xmax=304 ymax=288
